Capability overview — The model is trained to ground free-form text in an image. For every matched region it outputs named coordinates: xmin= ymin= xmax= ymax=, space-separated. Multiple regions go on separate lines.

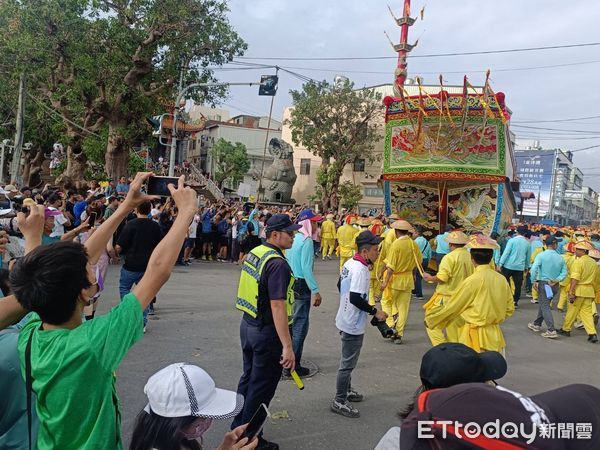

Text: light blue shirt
xmin=530 ymin=239 xmax=543 ymax=253
xmin=286 ymin=233 xmax=319 ymax=294
xmin=530 ymin=249 xmax=567 ymax=282
xmin=435 ymin=233 xmax=450 ymax=255
xmin=499 ymin=235 xmax=531 ymax=271
xmin=415 ymin=236 xmax=432 ymax=260
xmin=593 ymin=241 xmax=600 ymax=250
xmin=556 ymin=237 xmax=567 ymax=255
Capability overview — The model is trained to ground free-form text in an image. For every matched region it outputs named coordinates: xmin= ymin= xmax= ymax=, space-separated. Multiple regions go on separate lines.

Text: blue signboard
xmin=515 ymin=150 xmax=554 ymax=217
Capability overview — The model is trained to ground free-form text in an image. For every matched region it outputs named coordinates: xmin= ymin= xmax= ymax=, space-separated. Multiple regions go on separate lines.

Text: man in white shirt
xmin=183 ymin=212 xmax=200 ymax=265
xmin=331 ymin=231 xmax=387 ymax=419
xmin=46 ymin=192 xmax=70 ymax=238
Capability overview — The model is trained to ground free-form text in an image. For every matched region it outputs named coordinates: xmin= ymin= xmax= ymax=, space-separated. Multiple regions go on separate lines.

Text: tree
xmin=210 ymin=138 xmax=250 ymax=189
xmin=0 ymin=0 xmax=246 ymax=182
xmin=338 ymin=181 xmax=363 ymax=211
xmin=287 ymin=79 xmax=383 ymax=210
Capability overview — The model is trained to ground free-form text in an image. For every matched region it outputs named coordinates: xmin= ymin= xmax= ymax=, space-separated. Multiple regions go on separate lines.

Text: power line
xmin=236 ymin=42 xmax=600 ymax=61
xmin=511 ymin=124 xmax=600 ymax=134
xmin=513 ymin=114 xmax=600 ymax=124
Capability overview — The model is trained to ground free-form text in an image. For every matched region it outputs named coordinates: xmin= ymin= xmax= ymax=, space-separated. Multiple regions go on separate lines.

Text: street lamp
xmin=168 ymin=81 xmax=263 ymax=177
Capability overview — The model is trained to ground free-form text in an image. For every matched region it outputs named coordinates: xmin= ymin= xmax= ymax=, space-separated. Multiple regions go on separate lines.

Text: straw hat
xmin=390 ymin=219 xmax=412 ymax=231
xmin=326 ymin=213 xmax=334 ymax=219
xmin=574 ymin=240 xmax=595 ymax=251
xmin=388 ymin=213 xmax=400 ymax=220
xmin=589 ymin=248 xmax=600 ymax=260
xmin=358 ymin=217 xmax=372 ymax=227
xmin=445 ymin=230 xmax=470 ymax=245
xmin=466 ymin=235 xmax=499 ymax=250
xmin=348 ymin=216 xmax=357 ymax=225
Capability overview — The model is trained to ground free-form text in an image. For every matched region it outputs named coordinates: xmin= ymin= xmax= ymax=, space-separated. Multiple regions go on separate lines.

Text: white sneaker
xmin=330 ymin=400 xmax=360 ymax=418
xmin=574 ymin=321 xmax=585 ymax=329
xmin=527 ymin=322 xmax=541 ymax=332
xmin=541 ymin=330 xmax=558 ymax=339
xmin=530 ymin=299 xmax=538 ymax=304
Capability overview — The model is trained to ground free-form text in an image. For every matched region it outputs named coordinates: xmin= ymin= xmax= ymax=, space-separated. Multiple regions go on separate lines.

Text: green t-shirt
xmin=18 ymin=293 xmax=143 ymax=450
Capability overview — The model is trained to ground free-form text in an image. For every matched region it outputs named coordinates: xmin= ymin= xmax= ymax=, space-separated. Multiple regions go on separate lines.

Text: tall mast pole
xmin=391 ymin=0 xmax=417 ymax=96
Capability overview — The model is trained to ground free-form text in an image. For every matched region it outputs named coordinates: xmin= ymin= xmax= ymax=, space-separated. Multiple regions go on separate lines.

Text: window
xmin=300 ymin=158 xmax=311 ymax=175
xmin=353 ymin=159 xmax=365 ymax=172
xmin=364 ymin=187 xmax=384 ymax=197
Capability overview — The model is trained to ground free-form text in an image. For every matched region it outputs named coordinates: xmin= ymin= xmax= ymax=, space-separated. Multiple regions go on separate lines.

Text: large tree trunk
xmin=330 ymin=176 xmax=340 ymax=211
xmin=25 ymin=147 xmax=46 ymax=188
xmin=105 ymin=122 xmax=129 ymax=180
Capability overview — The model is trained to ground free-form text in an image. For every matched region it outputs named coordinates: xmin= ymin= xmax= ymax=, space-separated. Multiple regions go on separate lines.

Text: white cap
xmin=143 ymin=363 xmax=243 ymax=419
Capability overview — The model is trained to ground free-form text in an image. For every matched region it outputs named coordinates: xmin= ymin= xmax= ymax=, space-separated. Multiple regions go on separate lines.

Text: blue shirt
xmin=116 ymin=183 xmax=129 ymax=194
xmin=286 ymin=233 xmax=319 ymax=294
xmin=593 ymin=241 xmax=600 ymax=250
xmin=435 ymin=233 xmax=450 ymax=255
xmin=499 ymin=235 xmax=531 ymax=271
xmin=73 ymin=201 xmax=88 ymax=226
xmin=415 ymin=236 xmax=432 ymax=260
xmin=201 ymin=210 xmax=215 ymax=233
xmin=556 ymin=237 xmax=567 ymax=255
xmin=530 ymin=239 xmax=543 ymax=253
xmin=530 ymin=249 xmax=567 ymax=282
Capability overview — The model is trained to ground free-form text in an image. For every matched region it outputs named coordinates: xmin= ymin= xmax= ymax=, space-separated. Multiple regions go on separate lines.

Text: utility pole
xmin=257 ymin=67 xmax=279 ymax=201
xmin=11 ymin=73 xmax=25 ymax=183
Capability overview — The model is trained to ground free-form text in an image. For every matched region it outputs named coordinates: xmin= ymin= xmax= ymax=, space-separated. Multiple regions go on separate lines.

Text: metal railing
xmin=187 ymin=162 xmax=224 ymax=200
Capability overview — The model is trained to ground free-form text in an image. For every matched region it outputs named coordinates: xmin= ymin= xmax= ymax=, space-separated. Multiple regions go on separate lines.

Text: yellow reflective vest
xmin=236 ymin=244 xmax=295 ymax=324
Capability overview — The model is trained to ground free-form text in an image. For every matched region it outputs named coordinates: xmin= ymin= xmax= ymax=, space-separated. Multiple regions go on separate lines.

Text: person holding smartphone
xmin=130 ymin=363 xmax=257 ymax=450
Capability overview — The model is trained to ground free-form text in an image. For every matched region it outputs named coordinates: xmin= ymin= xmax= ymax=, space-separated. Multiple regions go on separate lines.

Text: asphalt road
xmin=94 ymin=258 xmax=600 ymax=450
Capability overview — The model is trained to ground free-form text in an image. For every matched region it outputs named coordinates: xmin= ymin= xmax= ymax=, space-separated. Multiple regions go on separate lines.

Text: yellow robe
xmin=383 ymin=235 xmax=422 ymax=335
xmin=337 ymin=224 xmax=359 ymax=272
xmin=423 ymin=247 xmax=474 ymax=345
xmin=558 ymin=253 xmax=574 ymax=311
xmin=425 ymin=265 xmax=514 ymax=353
xmin=320 ymin=219 xmax=336 ymax=259
xmin=562 ymin=255 xmax=597 ymax=334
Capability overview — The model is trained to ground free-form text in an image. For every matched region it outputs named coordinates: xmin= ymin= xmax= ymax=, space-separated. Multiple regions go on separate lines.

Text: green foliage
xmin=338 ymin=181 xmax=363 ymax=210
xmin=210 ymin=138 xmax=250 ymax=188
xmin=287 ymin=79 xmax=383 ymax=209
xmin=128 ymin=153 xmax=146 ymax=175
xmin=0 ymin=0 xmax=247 ymax=179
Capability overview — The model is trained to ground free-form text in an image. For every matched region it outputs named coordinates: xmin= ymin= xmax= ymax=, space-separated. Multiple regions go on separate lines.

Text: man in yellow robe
xmin=423 ymin=231 xmax=474 ymax=346
xmin=380 ymin=220 xmax=421 ymax=344
xmin=372 ymin=216 xmax=399 ymax=308
xmin=557 ymin=242 xmax=575 ymax=312
xmin=337 ymin=217 xmax=359 ymax=273
xmin=320 ymin=213 xmax=336 ymax=260
xmin=558 ymin=240 xmax=598 ymax=343
xmin=425 ymin=235 xmax=514 ymax=354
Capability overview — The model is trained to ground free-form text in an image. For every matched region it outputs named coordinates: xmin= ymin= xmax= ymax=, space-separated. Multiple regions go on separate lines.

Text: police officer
xmin=232 ymin=214 xmax=300 ymax=450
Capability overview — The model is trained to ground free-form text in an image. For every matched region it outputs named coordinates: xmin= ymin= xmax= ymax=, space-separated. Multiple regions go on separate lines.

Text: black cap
xmin=555 ymin=230 xmax=564 ymax=237
xmin=419 ymin=343 xmax=507 ymax=389
xmin=507 ymin=230 xmax=516 ymax=237
xmin=545 ymin=236 xmax=558 ymax=246
xmin=401 ymin=383 xmax=579 ymax=449
xmin=517 ymin=225 xmax=529 ymax=235
xmin=266 ymin=214 xmax=301 ymax=233
xmin=355 ymin=230 xmax=383 ymax=247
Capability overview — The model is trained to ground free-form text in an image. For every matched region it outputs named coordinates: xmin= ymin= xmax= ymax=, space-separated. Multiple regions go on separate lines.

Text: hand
xmin=568 ymin=292 xmax=576 ymax=303
xmin=216 ymin=424 xmax=258 ymax=450
xmin=122 ymin=172 xmax=159 ymax=209
xmin=496 ymin=266 xmax=503 ymax=273
xmin=78 ymin=217 xmax=91 ymax=232
xmin=423 ymin=273 xmax=434 ymax=282
xmin=312 ymin=292 xmax=322 ymax=307
xmin=17 ymin=204 xmax=45 ymax=240
xmin=375 ymin=309 xmax=388 ymax=321
xmin=168 ymin=175 xmax=198 ymax=217
xmin=280 ymin=345 xmax=295 ymax=371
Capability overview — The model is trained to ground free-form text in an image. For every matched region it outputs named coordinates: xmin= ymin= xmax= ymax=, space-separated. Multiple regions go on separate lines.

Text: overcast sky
xmin=216 ymin=0 xmax=600 ymax=190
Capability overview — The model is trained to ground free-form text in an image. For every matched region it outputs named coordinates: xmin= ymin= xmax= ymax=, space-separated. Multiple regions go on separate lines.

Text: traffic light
xmin=146 ymin=115 xmax=163 ymax=137
xmin=259 ymin=75 xmax=278 ymax=96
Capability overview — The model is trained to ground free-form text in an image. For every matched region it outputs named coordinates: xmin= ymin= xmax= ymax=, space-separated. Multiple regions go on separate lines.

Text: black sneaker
xmin=588 ymin=334 xmax=598 ymax=344
xmin=281 ymin=369 xmax=291 ymax=378
xmin=256 ymin=436 xmax=279 ymax=450
xmin=346 ymin=388 xmax=363 ymax=402
xmin=330 ymin=399 xmax=360 ymax=418
xmin=295 ymin=366 xmax=311 ymax=377
xmin=557 ymin=329 xmax=571 ymax=337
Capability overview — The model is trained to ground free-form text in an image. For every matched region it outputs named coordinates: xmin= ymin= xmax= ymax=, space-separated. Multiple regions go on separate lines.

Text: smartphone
xmin=88 ymin=212 xmax=97 ymax=227
xmin=240 ymin=403 xmax=270 ymax=442
xmin=147 ymin=176 xmax=179 ymax=197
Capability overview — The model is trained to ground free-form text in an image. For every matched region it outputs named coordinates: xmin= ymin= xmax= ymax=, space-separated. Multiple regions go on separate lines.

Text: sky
xmin=213 ymin=0 xmax=600 ymax=190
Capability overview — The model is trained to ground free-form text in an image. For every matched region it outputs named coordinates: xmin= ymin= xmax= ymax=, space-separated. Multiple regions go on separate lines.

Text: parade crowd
xmin=1 ymin=173 xmax=600 ymax=449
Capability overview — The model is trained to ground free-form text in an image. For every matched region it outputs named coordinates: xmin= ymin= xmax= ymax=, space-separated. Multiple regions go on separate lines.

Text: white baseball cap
xmin=143 ymin=363 xmax=243 ymax=419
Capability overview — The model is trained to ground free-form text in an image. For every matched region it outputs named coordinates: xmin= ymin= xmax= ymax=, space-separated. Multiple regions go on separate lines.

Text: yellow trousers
xmin=321 ymin=238 xmax=335 ymax=259
xmin=423 ymin=292 xmax=464 ymax=346
xmin=562 ymin=297 xmax=596 ymax=334
xmin=446 ymin=318 xmax=465 ymax=343
xmin=558 ymin=285 xmax=569 ymax=311
xmin=340 ymin=255 xmax=351 ymax=273
xmin=383 ymin=289 xmax=411 ymax=336
xmin=369 ymin=277 xmax=381 ymax=306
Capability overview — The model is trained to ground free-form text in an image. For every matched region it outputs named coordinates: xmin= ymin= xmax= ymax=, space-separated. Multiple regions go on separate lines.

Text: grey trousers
xmin=335 ymin=331 xmax=364 ymax=403
xmin=533 ymin=281 xmax=558 ymax=331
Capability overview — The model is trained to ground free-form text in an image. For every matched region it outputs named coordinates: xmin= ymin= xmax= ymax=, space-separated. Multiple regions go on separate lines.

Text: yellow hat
xmin=326 ymin=213 xmax=334 ymax=219
xmin=388 ymin=213 xmax=400 ymax=220
xmin=358 ymin=217 xmax=371 ymax=227
xmin=390 ymin=219 xmax=412 ymax=231
xmin=23 ymin=198 xmax=36 ymax=207
xmin=589 ymin=248 xmax=600 ymax=260
xmin=574 ymin=240 xmax=595 ymax=251
xmin=445 ymin=230 xmax=470 ymax=245
xmin=466 ymin=235 xmax=499 ymax=250
xmin=349 ymin=216 xmax=357 ymax=225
